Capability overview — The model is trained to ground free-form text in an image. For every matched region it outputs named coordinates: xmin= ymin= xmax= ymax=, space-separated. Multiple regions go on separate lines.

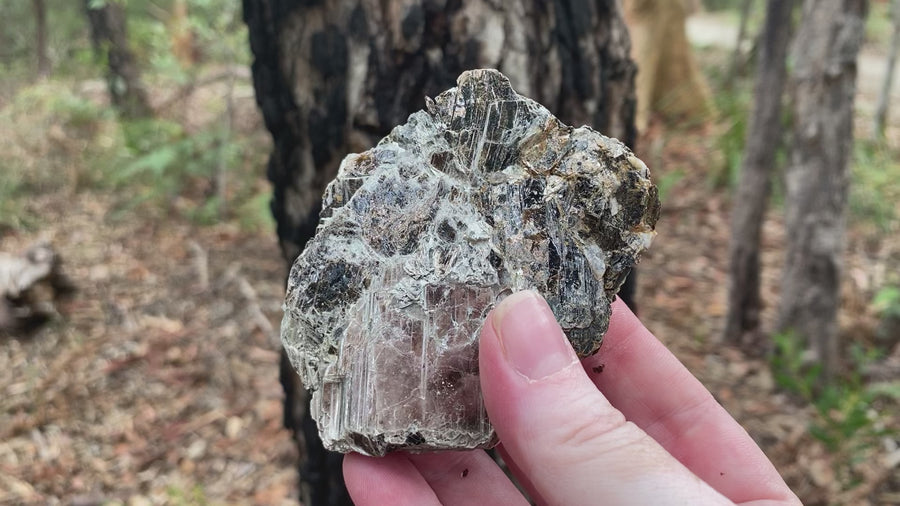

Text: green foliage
xmin=0 ymin=0 xmax=271 ymax=233
xmin=237 ymin=191 xmax=277 ymax=232
xmin=655 ymin=168 xmax=686 ymax=204
xmin=771 ymin=331 xmax=897 ymax=486
xmin=710 ymin=82 xmax=752 ymax=189
xmin=165 ymin=484 xmax=209 ymax=506
xmin=850 ymin=139 xmax=900 ymax=231
xmin=120 ymin=0 xmax=249 ymax=82
xmin=110 ymin=117 xmax=245 ymax=223
xmin=771 ymin=331 xmax=821 ymax=401
xmin=873 ymin=284 xmax=900 ymax=344
xmin=0 ymin=173 xmax=32 ymax=231
xmin=0 ymin=76 xmax=269 ymax=230
xmin=873 ymin=285 xmax=900 ymax=320
xmin=0 ymin=82 xmax=121 ymax=228
xmin=702 ymin=0 xmax=746 ymax=11
xmin=0 ymin=0 xmax=98 ymax=87
xmin=865 ymin=0 xmax=895 ymax=47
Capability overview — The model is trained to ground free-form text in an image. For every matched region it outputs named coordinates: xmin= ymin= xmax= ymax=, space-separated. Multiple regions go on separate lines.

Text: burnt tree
xmin=243 ymin=1 xmax=638 ymax=504
xmin=84 ymin=0 xmax=151 ymax=118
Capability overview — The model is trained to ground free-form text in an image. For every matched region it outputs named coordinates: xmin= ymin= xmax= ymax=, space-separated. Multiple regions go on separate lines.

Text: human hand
xmin=344 ymin=290 xmax=800 ymax=505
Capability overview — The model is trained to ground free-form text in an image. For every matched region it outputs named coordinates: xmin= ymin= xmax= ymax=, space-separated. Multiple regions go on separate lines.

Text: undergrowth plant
xmin=711 ymin=83 xmax=751 ymax=189
xmin=771 ymin=331 xmax=898 ymax=488
xmin=0 ymin=83 xmax=119 ymax=228
xmin=849 ymin=139 xmax=900 ymax=232
xmin=0 ymin=79 xmax=270 ymax=231
xmin=873 ymin=285 xmax=900 ymax=320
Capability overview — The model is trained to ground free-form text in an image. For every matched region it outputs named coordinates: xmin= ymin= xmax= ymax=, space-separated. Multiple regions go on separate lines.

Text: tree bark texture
xmin=623 ymin=0 xmax=713 ymax=131
xmin=84 ymin=0 xmax=152 ymax=119
xmin=244 ymin=1 xmax=638 ymax=504
xmin=723 ymin=0 xmax=795 ymax=346
xmin=874 ymin=0 xmax=900 ymax=139
xmin=779 ymin=0 xmax=867 ymax=379
xmin=33 ymin=0 xmax=50 ymax=77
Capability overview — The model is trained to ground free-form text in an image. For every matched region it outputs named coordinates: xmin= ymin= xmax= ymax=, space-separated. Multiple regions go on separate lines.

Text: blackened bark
xmin=779 ymin=0 xmax=867 ymax=380
xmin=723 ymin=0 xmax=795 ymax=347
xmin=244 ymin=1 xmax=638 ymax=503
xmin=84 ymin=0 xmax=151 ymax=119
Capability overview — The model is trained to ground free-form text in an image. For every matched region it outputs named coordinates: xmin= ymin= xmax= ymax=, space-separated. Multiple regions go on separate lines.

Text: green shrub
xmin=710 ymin=84 xmax=751 ymax=189
xmin=771 ymin=331 xmax=898 ymax=488
xmin=850 ymin=140 xmax=900 ymax=231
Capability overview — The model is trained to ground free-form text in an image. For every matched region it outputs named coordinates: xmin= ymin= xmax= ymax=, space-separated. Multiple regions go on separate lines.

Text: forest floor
xmin=2 ymin=17 xmax=900 ymax=506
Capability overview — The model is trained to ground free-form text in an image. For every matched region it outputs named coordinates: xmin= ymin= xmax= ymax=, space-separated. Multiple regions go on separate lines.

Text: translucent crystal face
xmin=281 ymin=69 xmax=659 ymax=456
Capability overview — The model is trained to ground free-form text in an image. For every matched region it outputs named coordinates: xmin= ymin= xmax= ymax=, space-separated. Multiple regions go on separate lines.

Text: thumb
xmin=479 ymin=290 xmax=730 ymax=506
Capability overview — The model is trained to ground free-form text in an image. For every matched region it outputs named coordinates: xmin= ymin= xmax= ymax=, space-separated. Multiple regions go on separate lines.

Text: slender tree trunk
xmin=726 ymin=0 xmax=755 ymax=86
xmin=779 ymin=0 xmax=867 ymax=380
xmin=874 ymin=0 xmax=900 ymax=139
xmin=84 ymin=0 xmax=152 ymax=119
xmin=724 ymin=0 xmax=795 ymax=347
xmin=170 ymin=0 xmax=196 ymax=69
xmin=244 ymin=1 xmax=638 ymax=504
xmin=33 ymin=0 xmax=50 ymax=77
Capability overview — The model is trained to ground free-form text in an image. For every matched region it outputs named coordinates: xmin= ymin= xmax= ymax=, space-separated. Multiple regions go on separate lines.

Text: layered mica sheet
xmin=281 ymin=69 xmax=660 ymax=456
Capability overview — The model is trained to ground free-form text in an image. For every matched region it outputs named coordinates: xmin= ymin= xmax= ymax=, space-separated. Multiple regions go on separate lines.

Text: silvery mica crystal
xmin=281 ymin=69 xmax=660 ymax=456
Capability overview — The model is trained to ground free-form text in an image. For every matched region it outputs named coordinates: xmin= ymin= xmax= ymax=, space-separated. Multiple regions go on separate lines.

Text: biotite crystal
xmin=281 ymin=69 xmax=659 ymax=456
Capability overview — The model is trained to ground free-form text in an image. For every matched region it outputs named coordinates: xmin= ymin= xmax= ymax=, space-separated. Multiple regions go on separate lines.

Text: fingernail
xmin=491 ymin=290 xmax=577 ymax=380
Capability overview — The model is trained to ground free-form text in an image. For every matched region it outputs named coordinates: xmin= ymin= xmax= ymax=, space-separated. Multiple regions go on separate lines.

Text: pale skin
xmin=344 ymin=290 xmax=802 ymax=505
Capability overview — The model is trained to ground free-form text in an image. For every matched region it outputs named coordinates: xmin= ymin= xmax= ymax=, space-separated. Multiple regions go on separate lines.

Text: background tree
xmin=726 ymin=0 xmax=755 ymax=85
xmin=169 ymin=0 xmax=197 ymax=70
xmin=874 ymin=0 xmax=900 ymax=139
xmin=623 ymin=0 xmax=713 ymax=131
xmin=779 ymin=0 xmax=868 ymax=379
xmin=84 ymin=0 xmax=151 ymax=118
xmin=32 ymin=0 xmax=50 ymax=77
xmin=724 ymin=0 xmax=796 ymax=347
xmin=243 ymin=0 xmax=638 ymax=503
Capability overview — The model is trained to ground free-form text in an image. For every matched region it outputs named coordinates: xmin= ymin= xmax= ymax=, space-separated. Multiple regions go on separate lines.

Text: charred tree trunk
xmin=244 ymin=1 xmax=638 ymax=504
xmin=33 ymin=0 xmax=50 ymax=77
xmin=723 ymin=0 xmax=795 ymax=347
xmin=779 ymin=0 xmax=867 ymax=380
xmin=84 ymin=0 xmax=151 ymax=119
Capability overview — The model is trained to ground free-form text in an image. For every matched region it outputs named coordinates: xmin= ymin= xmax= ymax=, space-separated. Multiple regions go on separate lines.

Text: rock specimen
xmin=1 ymin=242 xmax=75 ymax=335
xmin=281 ymin=69 xmax=659 ymax=456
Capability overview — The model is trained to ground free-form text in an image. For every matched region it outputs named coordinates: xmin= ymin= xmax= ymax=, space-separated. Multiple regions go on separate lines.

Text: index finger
xmin=582 ymin=299 xmax=799 ymax=505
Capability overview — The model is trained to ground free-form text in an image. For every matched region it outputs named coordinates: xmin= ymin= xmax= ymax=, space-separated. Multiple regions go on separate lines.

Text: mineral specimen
xmin=281 ymin=69 xmax=659 ymax=456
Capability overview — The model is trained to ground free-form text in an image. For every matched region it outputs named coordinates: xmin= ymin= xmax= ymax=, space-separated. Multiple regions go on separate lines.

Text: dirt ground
xmin=1 ymin=15 xmax=900 ymax=506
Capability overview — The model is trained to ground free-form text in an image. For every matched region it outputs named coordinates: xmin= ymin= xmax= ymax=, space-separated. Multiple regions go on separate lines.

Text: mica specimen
xmin=281 ymin=69 xmax=660 ymax=456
